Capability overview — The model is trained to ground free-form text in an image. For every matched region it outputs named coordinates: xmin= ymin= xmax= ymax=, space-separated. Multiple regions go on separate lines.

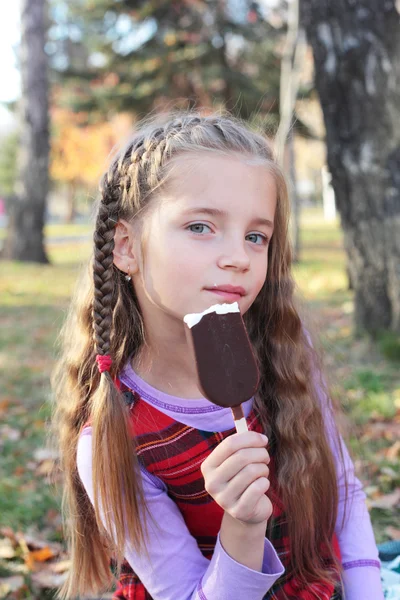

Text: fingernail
xmin=260 ymin=434 xmax=268 ymax=443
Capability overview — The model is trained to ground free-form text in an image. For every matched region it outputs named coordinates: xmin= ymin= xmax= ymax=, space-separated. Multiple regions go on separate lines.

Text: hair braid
xmin=92 ymin=174 xmax=120 ymax=360
xmin=91 ymin=118 xmax=201 ymax=366
xmin=130 ymin=116 xmax=203 ymax=169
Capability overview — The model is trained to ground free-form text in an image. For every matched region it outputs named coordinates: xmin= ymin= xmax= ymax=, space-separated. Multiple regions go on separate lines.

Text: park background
xmin=0 ymin=0 xmax=399 ymax=597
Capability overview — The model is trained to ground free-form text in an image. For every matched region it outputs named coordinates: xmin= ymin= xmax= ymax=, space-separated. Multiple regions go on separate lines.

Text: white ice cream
xmin=183 ymin=302 xmax=240 ymax=328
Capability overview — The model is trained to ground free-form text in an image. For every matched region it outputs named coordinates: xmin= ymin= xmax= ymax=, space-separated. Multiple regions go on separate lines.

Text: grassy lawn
xmin=0 ymin=222 xmax=92 ymax=242
xmin=0 ymin=207 xmax=399 ymax=596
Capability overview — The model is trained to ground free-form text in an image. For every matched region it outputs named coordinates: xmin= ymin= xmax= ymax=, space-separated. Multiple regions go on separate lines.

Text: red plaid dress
xmin=111 ymin=380 xmax=343 ymax=600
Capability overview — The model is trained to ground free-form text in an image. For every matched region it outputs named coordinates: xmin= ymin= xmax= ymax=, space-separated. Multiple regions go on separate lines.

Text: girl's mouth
xmin=205 ymin=285 xmax=245 ymax=302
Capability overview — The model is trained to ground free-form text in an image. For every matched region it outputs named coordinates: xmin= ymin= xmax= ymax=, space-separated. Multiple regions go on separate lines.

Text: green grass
xmin=0 ymin=222 xmax=92 ymax=241
xmin=0 ymin=206 xmax=399 ymax=592
xmin=377 ymin=331 xmax=400 ymax=361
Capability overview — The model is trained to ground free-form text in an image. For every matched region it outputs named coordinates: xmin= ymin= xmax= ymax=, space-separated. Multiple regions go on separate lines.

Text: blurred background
xmin=0 ymin=0 xmax=399 ymax=597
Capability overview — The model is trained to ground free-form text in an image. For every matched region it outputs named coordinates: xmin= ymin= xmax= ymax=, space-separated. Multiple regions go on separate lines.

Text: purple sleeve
xmin=77 ymin=429 xmax=284 ymax=600
xmin=312 ymin=366 xmax=384 ymax=600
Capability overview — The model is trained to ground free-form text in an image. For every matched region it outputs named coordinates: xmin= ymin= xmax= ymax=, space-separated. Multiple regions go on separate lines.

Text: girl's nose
xmin=217 ymin=238 xmax=251 ymax=271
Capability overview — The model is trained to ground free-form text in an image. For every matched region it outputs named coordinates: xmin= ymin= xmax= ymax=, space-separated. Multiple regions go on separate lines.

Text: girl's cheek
xmin=173 ymin=258 xmax=201 ymax=279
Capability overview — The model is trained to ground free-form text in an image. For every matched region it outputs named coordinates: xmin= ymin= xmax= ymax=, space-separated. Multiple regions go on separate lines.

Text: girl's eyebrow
xmin=182 ymin=207 xmax=274 ymax=230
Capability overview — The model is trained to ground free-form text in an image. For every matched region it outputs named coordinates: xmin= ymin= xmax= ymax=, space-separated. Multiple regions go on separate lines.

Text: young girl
xmin=51 ymin=112 xmax=383 ymax=600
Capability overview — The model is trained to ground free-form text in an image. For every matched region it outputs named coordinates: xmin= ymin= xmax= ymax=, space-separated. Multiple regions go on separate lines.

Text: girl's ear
xmin=113 ymin=219 xmax=139 ymax=275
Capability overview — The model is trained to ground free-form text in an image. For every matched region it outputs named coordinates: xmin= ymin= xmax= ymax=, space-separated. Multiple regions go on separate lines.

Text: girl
xmin=50 ymin=112 xmax=383 ymax=600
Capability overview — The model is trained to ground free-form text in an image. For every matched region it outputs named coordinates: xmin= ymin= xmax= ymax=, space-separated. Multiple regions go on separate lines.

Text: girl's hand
xmin=201 ymin=431 xmax=272 ymax=526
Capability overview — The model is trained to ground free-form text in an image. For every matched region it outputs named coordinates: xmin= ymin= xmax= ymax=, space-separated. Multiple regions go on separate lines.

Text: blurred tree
xmin=3 ymin=2 xmax=50 ymax=261
xmin=47 ymin=0 xmax=285 ymax=125
xmin=301 ymin=0 xmax=400 ymax=335
xmin=2 ymin=0 xmax=50 ymax=263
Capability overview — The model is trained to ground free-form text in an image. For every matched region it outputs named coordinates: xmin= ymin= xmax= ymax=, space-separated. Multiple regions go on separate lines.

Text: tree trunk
xmin=216 ymin=0 xmax=235 ymax=113
xmin=275 ymin=0 xmax=306 ymax=262
xmin=275 ymin=0 xmax=303 ymax=163
xmin=3 ymin=0 xmax=49 ymax=263
xmin=300 ymin=0 xmax=400 ymax=335
xmin=288 ymin=129 xmax=301 ymax=262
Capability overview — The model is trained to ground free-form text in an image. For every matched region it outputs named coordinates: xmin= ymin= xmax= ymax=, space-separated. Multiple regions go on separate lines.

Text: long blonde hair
xmin=50 ymin=111 xmax=348 ymax=598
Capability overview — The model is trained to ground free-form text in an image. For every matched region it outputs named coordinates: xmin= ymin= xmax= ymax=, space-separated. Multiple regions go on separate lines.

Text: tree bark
xmin=215 ymin=0 xmax=235 ymax=113
xmin=3 ymin=0 xmax=49 ymax=263
xmin=300 ymin=0 xmax=400 ymax=335
xmin=275 ymin=0 xmax=306 ymax=262
xmin=288 ymin=129 xmax=301 ymax=263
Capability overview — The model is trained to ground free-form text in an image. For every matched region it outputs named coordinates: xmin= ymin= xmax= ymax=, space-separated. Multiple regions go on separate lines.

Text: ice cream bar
xmin=183 ymin=302 xmax=259 ymax=433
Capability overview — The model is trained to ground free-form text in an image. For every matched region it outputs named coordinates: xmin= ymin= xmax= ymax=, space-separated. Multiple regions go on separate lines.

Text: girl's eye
xmin=246 ymin=233 xmax=269 ymax=245
xmin=187 ymin=223 xmax=212 ymax=234
xmin=187 ymin=224 xmax=269 ymax=245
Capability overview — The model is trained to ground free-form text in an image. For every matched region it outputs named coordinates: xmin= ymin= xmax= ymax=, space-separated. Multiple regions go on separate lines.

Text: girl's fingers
xmin=201 ymin=431 xmax=268 ymax=473
xmin=218 ymin=447 xmax=270 ymax=482
xmin=229 ymin=477 xmax=272 ymax=523
xmin=221 ymin=462 xmax=270 ymax=503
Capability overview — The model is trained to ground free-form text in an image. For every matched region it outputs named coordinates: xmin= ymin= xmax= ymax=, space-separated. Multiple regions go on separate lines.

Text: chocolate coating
xmin=185 ymin=311 xmax=259 ymax=407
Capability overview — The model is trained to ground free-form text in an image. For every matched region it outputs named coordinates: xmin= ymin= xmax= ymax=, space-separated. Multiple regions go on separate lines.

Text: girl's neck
xmin=131 ymin=345 xmax=204 ymax=399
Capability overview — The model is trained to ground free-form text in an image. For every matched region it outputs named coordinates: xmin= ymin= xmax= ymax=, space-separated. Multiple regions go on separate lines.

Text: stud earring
xmin=125 ymin=265 xmax=132 ymax=282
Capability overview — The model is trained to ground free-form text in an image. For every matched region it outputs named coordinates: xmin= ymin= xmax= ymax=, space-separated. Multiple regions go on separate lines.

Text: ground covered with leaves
xmin=0 ymin=209 xmax=399 ymax=598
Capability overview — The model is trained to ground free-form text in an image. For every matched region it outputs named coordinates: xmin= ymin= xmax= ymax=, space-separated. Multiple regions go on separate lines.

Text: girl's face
xmin=128 ymin=152 xmax=277 ymax=328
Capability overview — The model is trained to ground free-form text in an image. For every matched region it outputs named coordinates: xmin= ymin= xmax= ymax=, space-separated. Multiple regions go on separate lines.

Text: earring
xmin=125 ymin=265 xmax=132 ymax=282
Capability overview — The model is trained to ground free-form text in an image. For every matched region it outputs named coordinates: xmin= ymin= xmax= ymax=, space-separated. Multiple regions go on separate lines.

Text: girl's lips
xmin=207 ymin=289 xmax=243 ymax=301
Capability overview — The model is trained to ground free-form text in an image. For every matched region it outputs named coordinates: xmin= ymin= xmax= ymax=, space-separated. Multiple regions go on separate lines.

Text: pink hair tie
xmin=96 ymin=354 xmax=112 ymax=373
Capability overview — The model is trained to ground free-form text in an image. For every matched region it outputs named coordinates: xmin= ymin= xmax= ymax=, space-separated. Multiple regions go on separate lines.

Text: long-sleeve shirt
xmin=77 ymin=360 xmax=383 ymax=600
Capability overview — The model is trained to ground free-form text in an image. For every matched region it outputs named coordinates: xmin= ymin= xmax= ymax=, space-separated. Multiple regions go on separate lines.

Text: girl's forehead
xmin=163 ymin=152 xmax=276 ymax=201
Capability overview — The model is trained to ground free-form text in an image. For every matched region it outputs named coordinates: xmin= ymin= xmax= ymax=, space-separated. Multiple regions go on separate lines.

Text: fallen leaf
xmin=13 ymin=466 xmax=25 ymax=476
xmin=33 ymin=447 xmax=59 ymax=462
xmin=31 ymin=569 xmax=68 ymax=589
xmin=49 ymin=559 xmax=71 ymax=573
xmin=29 ymin=546 xmax=56 ymax=563
xmin=0 ymin=398 xmax=11 ymax=415
xmin=0 ymin=560 xmax=28 ymax=575
xmin=0 ymin=425 xmax=21 ymax=442
xmin=0 ymin=537 xmax=16 ymax=559
xmin=360 ymin=421 xmax=400 ymax=442
xmin=16 ymin=532 xmax=62 ymax=554
xmin=380 ymin=466 xmax=399 ymax=479
xmin=35 ymin=458 xmax=55 ymax=476
xmin=0 ymin=527 xmax=17 ymax=544
xmin=385 ymin=526 xmax=400 ymax=540
xmin=45 ymin=509 xmax=62 ymax=527
xmin=364 ymin=485 xmax=380 ymax=499
xmin=0 ymin=575 xmax=25 ymax=595
xmin=20 ymin=481 xmax=36 ymax=493
xmin=369 ymin=488 xmax=400 ymax=509
xmin=386 ymin=440 xmax=400 ymax=460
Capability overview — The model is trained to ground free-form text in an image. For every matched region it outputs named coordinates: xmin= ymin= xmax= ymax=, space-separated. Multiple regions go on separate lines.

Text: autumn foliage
xmin=50 ymin=108 xmax=133 ymax=188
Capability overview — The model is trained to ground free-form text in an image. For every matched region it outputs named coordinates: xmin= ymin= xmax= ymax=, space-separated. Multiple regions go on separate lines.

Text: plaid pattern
xmin=112 ymin=380 xmax=343 ymax=600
